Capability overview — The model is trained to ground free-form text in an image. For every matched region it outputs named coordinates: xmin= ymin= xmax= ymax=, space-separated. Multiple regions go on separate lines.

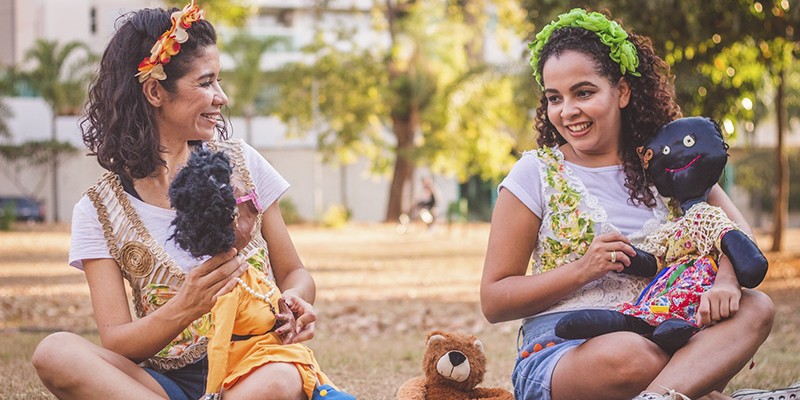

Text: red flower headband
xmin=135 ymin=1 xmax=205 ymax=83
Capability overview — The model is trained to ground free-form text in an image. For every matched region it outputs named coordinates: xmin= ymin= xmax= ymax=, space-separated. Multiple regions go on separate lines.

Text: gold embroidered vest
xmin=86 ymin=139 xmax=272 ymax=371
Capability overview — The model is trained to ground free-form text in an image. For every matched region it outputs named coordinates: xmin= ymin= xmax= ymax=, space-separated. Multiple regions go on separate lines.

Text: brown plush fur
xmin=396 ymin=330 xmax=513 ymax=400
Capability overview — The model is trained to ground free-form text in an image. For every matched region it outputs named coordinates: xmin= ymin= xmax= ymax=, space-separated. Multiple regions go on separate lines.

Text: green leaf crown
xmin=528 ymin=8 xmax=641 ymax=87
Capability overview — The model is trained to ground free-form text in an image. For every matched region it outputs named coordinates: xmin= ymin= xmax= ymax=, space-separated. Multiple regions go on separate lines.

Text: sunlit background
xmin=0 ymin=0 xmax=797 ymax=251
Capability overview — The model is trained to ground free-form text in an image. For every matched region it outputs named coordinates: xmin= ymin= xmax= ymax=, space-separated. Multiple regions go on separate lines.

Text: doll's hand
xmin=272 ymin=297 xmax=297 ymax=344
xmin=280 ymin=292 xmax=317 ymax=344
xmin=579 ymin=232 xmax=637 ymax=281
xmin=697 ymin=279 xmax=741 ymax=327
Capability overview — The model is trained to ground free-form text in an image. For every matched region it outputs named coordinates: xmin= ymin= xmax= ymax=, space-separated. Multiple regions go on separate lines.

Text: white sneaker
xmin=731 ymin=381 xmax=800 ymax=400
xmin=633 ymin=389 xmax=691 ymax=400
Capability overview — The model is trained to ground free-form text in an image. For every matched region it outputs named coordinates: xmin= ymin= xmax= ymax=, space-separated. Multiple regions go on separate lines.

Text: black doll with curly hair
xmin=168 ymin=148 xmax=355 ymax=400
xmin=168 ymin=148 xmax=237 ymax=258
xmin=481 ymin=8 xmax=773 ymax=400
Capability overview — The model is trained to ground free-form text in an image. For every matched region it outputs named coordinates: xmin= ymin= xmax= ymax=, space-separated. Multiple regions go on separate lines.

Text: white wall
xmin=5 ymin=97 xmax=51 ymax=142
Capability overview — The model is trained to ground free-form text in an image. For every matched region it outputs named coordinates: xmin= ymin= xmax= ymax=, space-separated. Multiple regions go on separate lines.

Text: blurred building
xmin=3 ymin=0 xmax=519 ymax=223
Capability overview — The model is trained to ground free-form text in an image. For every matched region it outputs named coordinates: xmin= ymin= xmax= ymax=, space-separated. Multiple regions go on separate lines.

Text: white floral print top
xmin=501 ymin=146 xmax=670 ymax=317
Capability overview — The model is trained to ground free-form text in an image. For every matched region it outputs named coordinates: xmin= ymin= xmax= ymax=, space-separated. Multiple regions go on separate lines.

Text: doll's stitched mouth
xmin=665 ymin=155 xmax=701 ymax=173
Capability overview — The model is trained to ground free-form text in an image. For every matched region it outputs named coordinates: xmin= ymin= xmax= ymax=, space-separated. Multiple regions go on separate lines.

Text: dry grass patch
xmin=1 ymin=223 xmax=798 ymax=399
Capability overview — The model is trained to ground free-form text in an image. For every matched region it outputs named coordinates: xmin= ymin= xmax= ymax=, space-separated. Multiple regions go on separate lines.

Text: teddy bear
xmin=396 ymin=330 xmax=513 ymax=400
xmin=554 ymin=117 xmax=769 ymax=353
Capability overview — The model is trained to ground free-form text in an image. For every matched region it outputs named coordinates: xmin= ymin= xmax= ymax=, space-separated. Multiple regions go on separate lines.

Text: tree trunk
xmin=385 ymin=109 xmax=418 ymax=222
xmin=771 ymin=66 xmax=787 ymax=252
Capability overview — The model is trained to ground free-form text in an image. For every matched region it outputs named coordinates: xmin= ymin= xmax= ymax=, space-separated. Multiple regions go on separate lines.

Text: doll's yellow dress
xmin=205 ymin=248 xmax=332 ymax=398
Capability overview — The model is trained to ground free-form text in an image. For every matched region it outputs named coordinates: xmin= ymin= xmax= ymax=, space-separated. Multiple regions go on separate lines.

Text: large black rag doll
xmin=554 ymin=117 xmax=769 ymax=353
xmin=169 ymin=147 xmax=354 ymax=399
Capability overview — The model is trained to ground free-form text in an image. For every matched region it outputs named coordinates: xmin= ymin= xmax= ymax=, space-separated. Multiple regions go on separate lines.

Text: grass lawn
xmin=1 ymin=222 xmax=798 ymax=399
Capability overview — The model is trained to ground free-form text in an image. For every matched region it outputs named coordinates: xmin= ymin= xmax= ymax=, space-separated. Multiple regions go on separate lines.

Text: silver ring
xmin=610 ymin=250 xmax=617 ymax=263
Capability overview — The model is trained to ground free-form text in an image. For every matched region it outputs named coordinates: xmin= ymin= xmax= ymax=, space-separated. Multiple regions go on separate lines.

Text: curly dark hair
xmin=168 ymin=148 xmax=235 ymax=258
xmin=80 ymin=7 xmax=229 ymax=180
xmin=533 ymin=23 xmax=682 ymax=208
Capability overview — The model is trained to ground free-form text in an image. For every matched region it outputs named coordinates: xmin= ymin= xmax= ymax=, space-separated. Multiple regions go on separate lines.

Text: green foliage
xmin=0 ymin=140 xmax=79 ymax=199
xmin=447 ymin=199 xmax=469 ymax=224
xmin=271 ymin=1 xmax=530 ymax=181
xmin=732 ymin=149 xmax=800 ymax=212
xmin=0 ymin=99 xmax=10 ymax=139
xmin=222 ymin=32 xmax=287 ymax=117
xmin=21 ymin=39 xmax=97 ymax=116
xmin=163 ymin=0 xmax=253 ymax=26
xmin=321 ymin=203 xmax=351 ymax=229
xmin=0 ymin=204 xmax=14 ymax=231
xmin=0 ymin=71 xmax=12 ymax=138
xmin=519 ymin=0 xmax=799 ymax=133
xmin=270 ymin=36 xmax=392 ymax=168
xmin=279 ymin=197 xmax=303 ymax=225
xmin=0 ymin=140 xmax=78 ymax=165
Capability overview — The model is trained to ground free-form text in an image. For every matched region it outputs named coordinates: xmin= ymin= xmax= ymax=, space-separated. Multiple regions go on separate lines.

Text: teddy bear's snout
xmin=436 ymin=351 xmax=471 ymax=382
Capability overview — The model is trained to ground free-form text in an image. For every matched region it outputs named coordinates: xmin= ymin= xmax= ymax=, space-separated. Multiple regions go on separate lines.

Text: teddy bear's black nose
xmin=448 ymin=351 xmax=466 ymax=366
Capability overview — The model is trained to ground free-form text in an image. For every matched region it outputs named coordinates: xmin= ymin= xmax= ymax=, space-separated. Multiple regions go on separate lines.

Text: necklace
xmin=235 ymin=267 xmax=278 ymax=314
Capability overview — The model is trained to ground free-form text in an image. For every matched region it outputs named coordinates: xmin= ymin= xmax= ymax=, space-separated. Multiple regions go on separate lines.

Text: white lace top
xmin=499 ymin=147 xmax=670 ymax=318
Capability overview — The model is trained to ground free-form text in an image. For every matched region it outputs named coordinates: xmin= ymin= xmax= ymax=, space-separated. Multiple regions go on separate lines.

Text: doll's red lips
xmin=665 ymin=155 xmax=701 ymax=173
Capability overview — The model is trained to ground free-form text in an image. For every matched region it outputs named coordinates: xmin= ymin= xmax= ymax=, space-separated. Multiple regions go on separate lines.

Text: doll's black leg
xmin=650 ymin=318 xmax=700 ymax=354
xmin=555 ymin=310 xmax=654 ymax=339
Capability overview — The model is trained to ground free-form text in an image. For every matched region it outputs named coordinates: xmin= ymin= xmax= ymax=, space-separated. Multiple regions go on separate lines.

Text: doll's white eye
xmin=662 ymin=146 xmax=670 ymax=155
xmin=683 ymin=134 xmax=696 ymax=147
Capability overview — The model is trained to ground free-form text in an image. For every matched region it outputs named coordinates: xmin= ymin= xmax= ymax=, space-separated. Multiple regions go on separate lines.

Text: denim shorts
xmin=144 ymin=357 xmax=208 ymax=400
xmin=512 ymin=312 xmax=585 ymax=400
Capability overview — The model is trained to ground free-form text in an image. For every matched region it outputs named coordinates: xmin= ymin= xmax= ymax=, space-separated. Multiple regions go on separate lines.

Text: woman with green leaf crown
xmin=480 ymin=8 xmax=773 ymax=400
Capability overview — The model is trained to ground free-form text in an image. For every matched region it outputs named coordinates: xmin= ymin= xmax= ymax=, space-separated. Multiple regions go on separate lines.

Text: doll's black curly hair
xmin=168 ymin=147 xmax=236 ymax=258
xmin=534 ymin=24 xmax=682 ymax=208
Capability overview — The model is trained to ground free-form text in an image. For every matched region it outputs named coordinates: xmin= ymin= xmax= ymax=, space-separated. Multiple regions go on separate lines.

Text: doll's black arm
xmin=720 ymin=230 xmax=768 ymax=288
xmin=622 ymin=246 xmax=658 ymax=278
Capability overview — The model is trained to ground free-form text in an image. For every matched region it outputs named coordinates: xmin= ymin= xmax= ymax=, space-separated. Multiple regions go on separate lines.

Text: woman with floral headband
xmin=31 ymin=3 xmax=346 ymax=399
xmin=480 ymin=8 xmax=774 ymax=400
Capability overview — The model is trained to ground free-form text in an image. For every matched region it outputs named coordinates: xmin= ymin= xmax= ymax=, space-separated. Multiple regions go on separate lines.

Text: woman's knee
xmin=32 ymin=332 xmax=87 ymax=385
xmin=595 ymin=333 xmax=669 ymax=384
xmin=557 ymin=333 xmax=668 ymax=396
xmin=226 ymin=363 xmax=305 ymax=400
xmin=739 ymin=289 xmax=775 ymax=336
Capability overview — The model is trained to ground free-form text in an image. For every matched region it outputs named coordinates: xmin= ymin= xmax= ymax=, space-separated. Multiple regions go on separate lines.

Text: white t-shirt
xmin=69 ymin=141 xmax=289 ymax=272
xmin=498 ymin=148 xmax=669 ymax=316
xmin=500 ymin=150 xmax=661 ymax=241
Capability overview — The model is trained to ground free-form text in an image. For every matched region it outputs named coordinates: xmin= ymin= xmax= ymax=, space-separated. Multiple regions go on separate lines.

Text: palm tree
xmin=0 ymin=69 xmax=13 ymax=138
xmin=22 ymin=39 xmax=96 ymax=222
xmin=223 ymin=32 xmax=286 ymax=144
xmin=0 ymin=98 xmax=11 ymax=139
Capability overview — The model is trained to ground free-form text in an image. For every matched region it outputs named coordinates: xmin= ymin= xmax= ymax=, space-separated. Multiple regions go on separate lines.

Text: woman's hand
xmin=276 ymin=291 xmax=317 ymax=344
xmin=578 ymin=232 xmax=637 ymax=281
xmin=697 ymin=255 xmax=741 ymax=326
xmin=175 ymin=249 xmax=248 ymax=322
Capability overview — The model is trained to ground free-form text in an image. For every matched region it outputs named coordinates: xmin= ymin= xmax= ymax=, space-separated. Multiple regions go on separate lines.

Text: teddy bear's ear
xmin=427 ymin=334 xmax=446 ymax=347
xmin=474 ymin=339 xmax=484 ymax=354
